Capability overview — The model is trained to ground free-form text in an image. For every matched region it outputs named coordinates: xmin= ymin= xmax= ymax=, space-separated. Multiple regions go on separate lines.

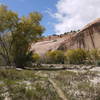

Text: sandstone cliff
xmin=61 ymin=18 xmax=100 ymax=50
xmin=31 ymin=18 xmax=100 ymax=55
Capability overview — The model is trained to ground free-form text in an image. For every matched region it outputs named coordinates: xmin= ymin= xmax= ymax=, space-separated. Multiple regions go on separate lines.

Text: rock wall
xmin=62 ymin=18 xmax=100 ymax=50
xmin=31 ymin=18 xmax=100 ymax=56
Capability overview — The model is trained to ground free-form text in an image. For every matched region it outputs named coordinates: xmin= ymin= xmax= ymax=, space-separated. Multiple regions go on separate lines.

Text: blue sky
xmin=0 ymin=0 xmax=100 ymax=35
xmin=0 ymin=0 xmax=57 ymax=36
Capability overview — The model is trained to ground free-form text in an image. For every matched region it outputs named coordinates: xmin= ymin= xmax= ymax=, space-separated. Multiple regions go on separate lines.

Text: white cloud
xmin=51 ymin=0 xmax=100 ymax=34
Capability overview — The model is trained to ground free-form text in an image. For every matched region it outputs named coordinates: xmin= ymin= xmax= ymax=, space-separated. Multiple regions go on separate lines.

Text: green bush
xmin=32 ymin=53 xmax=40 ymax=63
xmin=88 ymin=49 xmax=100 ymax=65
xmin=46 ymin=50 xmax=65 ymax=64
xmin=65 ymin=49 xmax=87 ymax=64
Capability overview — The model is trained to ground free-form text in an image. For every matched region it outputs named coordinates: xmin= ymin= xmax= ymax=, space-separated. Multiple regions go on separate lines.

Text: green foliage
xmin=39 ymin=49 xmax=100 ymax=65
xmin=88 ymin=49 xmax=100 ymax=64
xmin=0 ymin=69 xmax=61 ymax=100
xmin=41 ymin=49 xmax=100 ymax=65
xmin=90 ymin=49 xmax=100 ymax=60
xmin=0 ymin=69 xmax=100 ymax=100
xmin=0 ymin=69 xmax=38 ymax=81
xmin=32 ymin=53 xmax=40 ymax=63
xmin=65 ymin=49 xmax=87 ymax=64
xmin=0 ymin=5 xmax=45 ymax=68
xmin=46 ymin=50 xmax=65 ymax=64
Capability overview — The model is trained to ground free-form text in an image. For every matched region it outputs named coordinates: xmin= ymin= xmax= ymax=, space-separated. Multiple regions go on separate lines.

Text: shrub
xmin=88 ymin=49 xmax=100 ymax=65
xmin=32 ymin=53 xmax=40 ymax=63
xmin=65 ymin=49 xmax=87 ymax=64
xmin=46 ymin=50 xmax=65 ymax=64
xmin=0 ymin=5 xmax=45 ymax=68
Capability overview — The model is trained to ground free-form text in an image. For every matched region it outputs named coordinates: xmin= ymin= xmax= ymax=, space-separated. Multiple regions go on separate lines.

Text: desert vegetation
xmin=32 ymin=49 xmax=100 ymax=66
xmin=0 ymin=4 xmax=44 ymax=68
xmin=0 ymin=69 xmax=100 ymax=100
xmin=0 ymin=4 xmax=100 ymax=100
xmin=0 ymin=5 xmax=99 ymax=68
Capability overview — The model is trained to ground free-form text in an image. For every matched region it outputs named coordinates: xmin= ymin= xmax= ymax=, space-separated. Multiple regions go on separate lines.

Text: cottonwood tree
xmin=0 ymin=5 xmax=45 ymax=68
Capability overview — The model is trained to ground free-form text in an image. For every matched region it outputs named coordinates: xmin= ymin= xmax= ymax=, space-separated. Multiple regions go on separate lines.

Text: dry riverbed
xmin=0 ymin=65 xmax=100 ymax=100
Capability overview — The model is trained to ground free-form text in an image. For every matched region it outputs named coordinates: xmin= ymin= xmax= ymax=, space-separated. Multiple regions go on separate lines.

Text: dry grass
xmin=0 ymin=67 xmax=100 ymax=100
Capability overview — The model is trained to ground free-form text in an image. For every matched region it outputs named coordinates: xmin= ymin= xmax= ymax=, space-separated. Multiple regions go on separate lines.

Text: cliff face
xmin=31 ymin=37 xmax=67 ymax=56
xmin=62 ymin=18 xmax=100 ymax=50
xmin=31 ymin=18 xmax=100 ymax=55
